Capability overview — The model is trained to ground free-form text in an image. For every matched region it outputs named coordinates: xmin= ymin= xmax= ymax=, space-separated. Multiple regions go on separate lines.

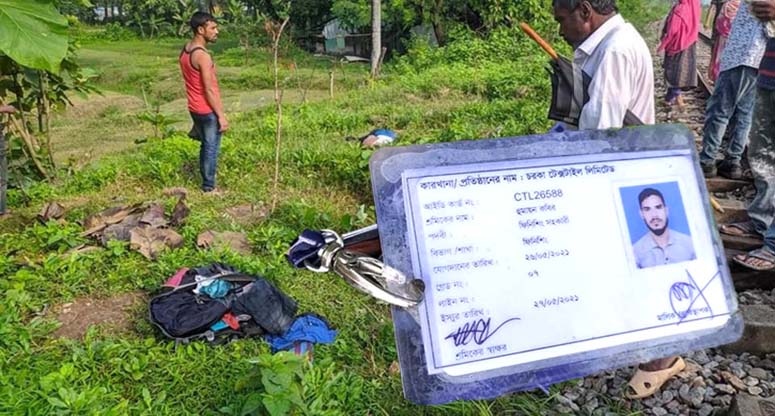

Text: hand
xmin=751 ymin=0 xmax=775 ymax=21
xmin=0 ymin=105 xmax=16 ymax=114
xmin=218 ymin=115 xmax=229 ymax=132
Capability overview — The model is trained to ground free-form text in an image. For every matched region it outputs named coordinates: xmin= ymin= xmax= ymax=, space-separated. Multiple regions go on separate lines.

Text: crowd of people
xmin=551 ymin=0 xmax=775 ymax=400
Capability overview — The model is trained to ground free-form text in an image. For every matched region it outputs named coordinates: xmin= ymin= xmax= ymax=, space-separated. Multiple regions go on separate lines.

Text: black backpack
xmin=149 ymin=263 xmax=297 ymax=345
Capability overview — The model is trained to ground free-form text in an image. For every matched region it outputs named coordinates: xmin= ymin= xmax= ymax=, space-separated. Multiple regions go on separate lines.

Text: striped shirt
xmin=759 ymin=38 xmax=775 ymax=90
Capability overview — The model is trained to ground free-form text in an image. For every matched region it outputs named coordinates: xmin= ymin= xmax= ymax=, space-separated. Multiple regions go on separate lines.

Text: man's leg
xmin=746 ymin=88 xmax=775 ymax=234
xmin=719 ymin=67 xmax=759 ymax=179
xmin=699 ymin=68 xmax=739 ymax=174
xmin=197 ymin=113 xmax=222 ymax=192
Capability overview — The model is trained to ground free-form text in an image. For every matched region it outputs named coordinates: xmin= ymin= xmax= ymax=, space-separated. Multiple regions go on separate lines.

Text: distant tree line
xmin=55 ymin=0 xmax=554 ymax=46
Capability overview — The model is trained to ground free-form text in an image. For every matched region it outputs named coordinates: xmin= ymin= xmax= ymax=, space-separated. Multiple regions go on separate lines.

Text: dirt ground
xmin=51 ymin=290 xmax=147 ymax=339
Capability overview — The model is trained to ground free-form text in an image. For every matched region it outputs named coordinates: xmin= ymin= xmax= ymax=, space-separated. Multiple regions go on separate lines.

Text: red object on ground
xmin=222 ymin=312 xmax=240 ymax=330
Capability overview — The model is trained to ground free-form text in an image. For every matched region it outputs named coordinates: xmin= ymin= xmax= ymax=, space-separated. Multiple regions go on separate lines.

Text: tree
xmin=0 ymin=1 xmax=69 ymax=72
xmin=265 ymin=0 xmax=291 ymax=211
xmin=0 ymin=0 xmax=71 ymax=214
xmin=370 ymin=0 xmax=380 ymax=77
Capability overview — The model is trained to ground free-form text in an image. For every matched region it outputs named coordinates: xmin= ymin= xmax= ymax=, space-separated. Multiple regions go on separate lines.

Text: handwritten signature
xmin=444 ymin=317 xmax=521 ymax=347
xmin=669 ymin=269 xmax=720 ymax=324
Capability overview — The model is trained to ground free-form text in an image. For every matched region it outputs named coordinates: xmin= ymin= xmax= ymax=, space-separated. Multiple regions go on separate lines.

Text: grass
xmin=0 ymin=6 xmax=663 ymax=414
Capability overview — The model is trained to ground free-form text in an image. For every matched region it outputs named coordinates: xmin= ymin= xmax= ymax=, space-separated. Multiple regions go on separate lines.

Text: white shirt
xmin=573 ymin=14 xmax=656 ymax=129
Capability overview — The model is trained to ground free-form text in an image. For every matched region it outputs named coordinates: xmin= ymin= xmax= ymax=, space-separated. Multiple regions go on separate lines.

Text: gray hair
xmin=552 ymin=0 xmax=618 ymax=14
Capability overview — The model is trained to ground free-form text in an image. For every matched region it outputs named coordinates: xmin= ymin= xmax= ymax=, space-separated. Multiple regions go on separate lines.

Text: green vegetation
xmin=0 ymin=0 xmax=667 ymax=414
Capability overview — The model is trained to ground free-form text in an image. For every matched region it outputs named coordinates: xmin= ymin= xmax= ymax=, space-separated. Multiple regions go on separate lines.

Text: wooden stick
xmin=710 ymin=196 xmax=725 ymax=213
xmin=519 ymin=22 xmax=559 ymax=60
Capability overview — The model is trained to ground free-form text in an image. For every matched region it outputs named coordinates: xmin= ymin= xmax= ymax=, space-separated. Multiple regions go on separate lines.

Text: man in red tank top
xmin=180 ymin=12 xmax=228 ymax=193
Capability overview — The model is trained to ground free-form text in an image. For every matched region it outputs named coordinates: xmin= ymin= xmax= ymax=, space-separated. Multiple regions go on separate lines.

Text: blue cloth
xmin=700 ymin=66 xmax=758 ymax=164
xmin=200 ymin=279 xmax=232 ymax=299
xmin=266 ymin=314 xmax=337 ymax=353
xmin=371 ymin=129 xmax=396 ymax=139
xmin=548 ymin=122 xmax=567 ymax=133
xmin=286 ymin=230 xmax=326 ymax=268
xmin=189 ymin=111 xmax=222 ymax=192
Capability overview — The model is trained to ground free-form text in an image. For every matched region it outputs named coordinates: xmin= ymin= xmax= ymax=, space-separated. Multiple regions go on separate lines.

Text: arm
xmin=579 ymin=51 xmax=633 ymax=130
xmin=750 ymin=0 xmax=775 ymax=21
xmin=0 ymin=105 xmax=15 ymax=114
xmin=193 ymin=51 xmax=229 ymax=132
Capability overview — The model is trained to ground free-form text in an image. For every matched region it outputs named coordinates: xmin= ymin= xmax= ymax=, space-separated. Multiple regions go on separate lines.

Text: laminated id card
xmin=369 ymin=124 xmax=742 ymax=405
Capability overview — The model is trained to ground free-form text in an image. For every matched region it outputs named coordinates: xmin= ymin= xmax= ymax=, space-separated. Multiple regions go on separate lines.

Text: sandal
xmin=626 ymin=357 xmax=686 ymax=399
xmin=733 ymin=247 xmax=775 ymax=271
xmin=719 ymin=221 xmax=762 ymax=239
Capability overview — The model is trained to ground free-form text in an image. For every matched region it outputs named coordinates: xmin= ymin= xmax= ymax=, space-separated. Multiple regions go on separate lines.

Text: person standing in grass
xmin=180 ymin=11 xmax=228 ymax=193
xmin=552 ymin=0 xmax=682 ymax=400
xmin=658 ymin=0 xmax=701 ymax=108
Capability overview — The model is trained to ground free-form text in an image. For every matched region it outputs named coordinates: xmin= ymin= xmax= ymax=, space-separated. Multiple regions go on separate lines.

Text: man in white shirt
xmin=553 ymin=0 xmax=655 ymax=129
xmin=552 ymin=0 xmax=676 ymax=400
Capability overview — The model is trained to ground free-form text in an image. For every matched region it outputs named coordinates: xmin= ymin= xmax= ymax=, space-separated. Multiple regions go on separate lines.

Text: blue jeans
xmin=747 ymin=89 xmax=775 ymax=246
xmin=190 ymin=112 xmax=222 ymax=191
xmin=699 ymin=66 xmax=758 ymax=165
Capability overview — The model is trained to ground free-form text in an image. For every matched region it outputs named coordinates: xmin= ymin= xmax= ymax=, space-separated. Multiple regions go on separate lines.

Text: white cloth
xmin=719 ymin=4 xmax=767 ymax=73
xmin=573 ymin=14 xmax=656 ymax=129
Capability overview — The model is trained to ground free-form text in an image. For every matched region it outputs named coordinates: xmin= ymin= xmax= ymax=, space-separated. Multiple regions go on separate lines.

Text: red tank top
xmin=179 ymin=46 xmax=221 ymax=115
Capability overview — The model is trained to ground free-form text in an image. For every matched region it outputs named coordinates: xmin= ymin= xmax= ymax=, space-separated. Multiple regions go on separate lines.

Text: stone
xmin=592 ymin=377 xmax=606 ymax=391
xmin=748 ymin=386 xmax=763 ymax=396
xmin=733 ymin=368 xmax=747 ymax=379
xmin=555 ymin=395 xmax=580 ymax=412
xmin=727 ymin=393 xmax=775 ymax=416
xmin=689 ymin=387 xmax=705 ymax=408
xmin=563 ymin=391 xmax=580 ymax=402
xmin=704 ymin=386 xmax=716 ymax=399
xmin=717 ymin=384 xmax=737 ymax=394
xmin=583 ymin=397 xmax=598 ymax=414
xmin=749 ymin=368 xmax=771 ymax=381
xmin=651 ymin=407 xmax=668 ymax=416
xmin=723 ymin=305 xmax=775 ymax=354
xmin=665 ymin=400 xmax=680 ymax=410
xmin=684 ymin=360 xmax=703 ymax=375
xmin=698 ymin=403 xmax=714 ymax=416
xmin=746 ymin=376 xmax=761 ymax=387
xmin=661 ymin=390 xmax=675 ymax=403
xmin=693 ymin=350 xmax=711 ymax=365
xmin=692 ymin=376 xmax=707 ymax=388
xmin=722 ymin=371 xmax=749 ymax=391
xmin=761 ymin=360 xmax=775 ymax=371
xmin=712 ymin=395 xmax=733 ymax=407
xmin=678 ymin=384 xmax=691 ymax=402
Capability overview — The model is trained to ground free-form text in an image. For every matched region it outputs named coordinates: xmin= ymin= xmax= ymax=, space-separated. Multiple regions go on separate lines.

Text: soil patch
xmin=51 ymin=291 xmax=146 ymax=339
